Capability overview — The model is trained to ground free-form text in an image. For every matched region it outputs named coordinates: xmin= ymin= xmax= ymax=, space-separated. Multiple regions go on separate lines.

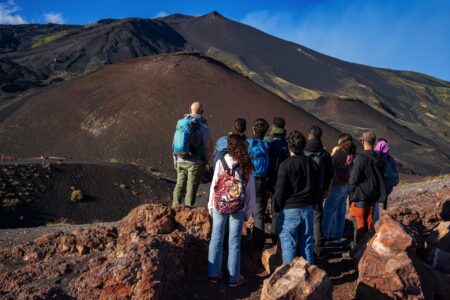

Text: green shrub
xmin=70 ymin=189 xmax=83 ymax=203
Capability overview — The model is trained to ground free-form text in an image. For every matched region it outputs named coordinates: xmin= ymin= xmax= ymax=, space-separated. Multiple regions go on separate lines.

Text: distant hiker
xmin=207 ymin=134 xmax=256 ymax=287
xmin=265 ymin=117 xmax=290 ymax=244
xmin=172 ymin=101 xmax=213 ymax=207
xmin=274 ymin=130 xmax=320 ymax=265
xmin=322 ymin=133 xmax=356 ymax=245
xmin=248 ymin=119 xmax=270 ymax=250
xmin=373 ymin=138 xmax=399 ymax=221
xmin=304 ymin=126 xmax=333 ymax=259
xmin=343 ymin=131 xmax=386 ymax=259
xmin=212 ymin=118 xmax=247 ymax=167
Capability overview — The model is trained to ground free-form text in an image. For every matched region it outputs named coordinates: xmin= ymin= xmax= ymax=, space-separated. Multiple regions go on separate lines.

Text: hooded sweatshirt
xmin=265 ymin=127 xmax=289 ymax=193
xmin=208 ymin=154 xmax=256 ymax=218
xmin=304 ymin=138 xmax=334 ymax=194
xmin=348 ymin=150 xmax=387 ymax=207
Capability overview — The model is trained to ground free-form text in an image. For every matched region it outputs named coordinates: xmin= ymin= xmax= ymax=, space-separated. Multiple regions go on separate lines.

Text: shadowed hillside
xmin=0 ymin=53 xmax=340 ymax=176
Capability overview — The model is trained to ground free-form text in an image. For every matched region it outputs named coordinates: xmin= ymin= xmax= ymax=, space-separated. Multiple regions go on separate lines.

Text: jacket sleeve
xmin=311 ymin=160 xmax=321 ymax=203
xmin=348 ymin=155 xmax=363 ymax=200
xmin=273 ymin=163 xmax=288 ymax=213
xmin=208 ymin=159 xmax=223 ymax=214
xmin=323 ymin=151 xmax=334 ymax=189
xmin=244 ymin=174 xmax=256 ymax=218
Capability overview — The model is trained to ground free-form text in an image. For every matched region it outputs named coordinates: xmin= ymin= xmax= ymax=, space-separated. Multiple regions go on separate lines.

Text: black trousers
xmin=313 ymin=199 xmax=324 ymax=255
xmin=252 ymin=177 xmax=268 ymax=249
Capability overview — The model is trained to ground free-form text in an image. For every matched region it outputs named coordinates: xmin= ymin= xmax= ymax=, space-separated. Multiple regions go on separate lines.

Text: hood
xmin=374 ymin=140 xmax=390 ymax=155
xmin=305 ymin=138 xmax=324 ymax=152
xmin=268 ymin=127 xmax=286 ymax=137
xmin=185 ymin=113 xmax=207 ymax=124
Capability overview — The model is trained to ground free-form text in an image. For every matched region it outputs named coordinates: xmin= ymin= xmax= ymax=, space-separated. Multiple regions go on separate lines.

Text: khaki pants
xmin=172 ymin=162 xmax=204 ymax=206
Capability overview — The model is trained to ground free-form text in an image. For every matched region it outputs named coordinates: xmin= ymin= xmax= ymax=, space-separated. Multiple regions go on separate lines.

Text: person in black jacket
xmin=304 ymin=126 xmax=333 ymax=259
xmin=265 ymin=117 xmax=290 ymax=244
xmin=274 ymin=130 xmax=320 ymax=265
xmin=348 ymin=131 xmax=386 ymax=247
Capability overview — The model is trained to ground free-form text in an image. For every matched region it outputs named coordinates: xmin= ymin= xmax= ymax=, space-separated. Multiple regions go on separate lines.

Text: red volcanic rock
xmin=0 ymin=204 xmax=212 ymax=299
xmin=173 ymin=206 xmax=211 ymax=240
xmin=261 ymin=244 xmax=282 ymax=275
xmin=357 ymin=215 xmax=424 ymax=299
xmin=261 ymin=257 xmax=332 ymax=300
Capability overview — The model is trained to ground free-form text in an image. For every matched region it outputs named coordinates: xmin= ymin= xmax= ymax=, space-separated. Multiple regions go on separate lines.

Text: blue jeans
xmin=208 ymin=209 xmax=245 ymax=283
xmin=279 ymin=205 xmax=314 ymax=265
xmin=322 ymin=185 xmax=348 ymax=240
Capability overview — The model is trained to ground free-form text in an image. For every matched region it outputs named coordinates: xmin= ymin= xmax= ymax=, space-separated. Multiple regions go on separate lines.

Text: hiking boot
xmin=314 ymin=251 xmax=329 ymax=260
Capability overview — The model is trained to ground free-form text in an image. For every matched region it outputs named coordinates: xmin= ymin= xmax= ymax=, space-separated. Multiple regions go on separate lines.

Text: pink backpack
xmin=214 ymin=157 xmax=246 ymax=214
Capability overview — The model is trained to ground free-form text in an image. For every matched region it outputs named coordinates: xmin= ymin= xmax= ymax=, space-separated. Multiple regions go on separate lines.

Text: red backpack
xmin=214 ymin=157 xmax=246 ymax=214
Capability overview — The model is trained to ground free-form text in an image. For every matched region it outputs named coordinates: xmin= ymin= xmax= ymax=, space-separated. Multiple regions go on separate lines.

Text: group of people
xmin=172 ymin=102 xmax=399 ymax=287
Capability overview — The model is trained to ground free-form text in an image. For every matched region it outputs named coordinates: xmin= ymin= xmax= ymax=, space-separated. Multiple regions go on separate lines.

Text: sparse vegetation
xmin=46 ymin=218 xmax=70 ymax=227
xmin=2 ymin=198 xmax=21 ymax=208
xmin=31 ymin=31 xmax=69 ymax=49
xmin=70 ymin=189 xmax=83 ymax=203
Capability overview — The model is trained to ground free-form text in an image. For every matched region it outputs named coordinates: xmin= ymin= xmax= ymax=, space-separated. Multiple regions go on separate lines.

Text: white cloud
xmin=153 ymin=10 xmax=168 ymax=18
xmin=43 ymin=12 xmax=64 ymax=24
xmin=0 ymin=0 xmax=26 ymax=24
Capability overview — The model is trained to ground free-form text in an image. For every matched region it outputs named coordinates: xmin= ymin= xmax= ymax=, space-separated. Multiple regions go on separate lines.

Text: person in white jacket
xmin=207 ymin=134 xmax=256 ymax=287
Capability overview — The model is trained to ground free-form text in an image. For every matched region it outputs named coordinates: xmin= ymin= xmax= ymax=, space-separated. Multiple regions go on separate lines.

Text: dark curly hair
xmin=227 ymin=133 xmax=253 ymax=182
xmin=287 ymin=130 xmax=306 ymax=155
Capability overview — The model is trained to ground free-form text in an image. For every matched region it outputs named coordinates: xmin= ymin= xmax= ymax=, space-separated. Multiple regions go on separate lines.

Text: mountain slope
xmin=0 ymin=18 xmax=186 ymax=100
xmin=0 ymin=53 xmax=340 ymax=176
xmin=161 ymin=12 xmax=450 ymax=174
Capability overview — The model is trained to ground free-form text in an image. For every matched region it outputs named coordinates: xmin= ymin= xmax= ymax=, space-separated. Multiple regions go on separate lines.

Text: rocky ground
xmin=0 ymin=175 xmax=448 ymax=299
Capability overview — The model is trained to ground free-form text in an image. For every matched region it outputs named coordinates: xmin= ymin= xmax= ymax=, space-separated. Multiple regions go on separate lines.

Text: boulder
xmin=261 ymin=244 xmax=282 ymax=275
xmin=261 ymin=257 xmax=332 ymax=300
xmin=426 ymin=221 xmax=450 ymax=273
xmin=0 ymin=204 xmax=212 ymax=299
xmin=357 ymin=214 xmax=425 ymax=299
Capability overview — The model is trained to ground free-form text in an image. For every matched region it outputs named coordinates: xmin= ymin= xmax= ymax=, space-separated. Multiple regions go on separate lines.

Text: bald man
xmin=172 ymin=101 xmax=213 ymax=206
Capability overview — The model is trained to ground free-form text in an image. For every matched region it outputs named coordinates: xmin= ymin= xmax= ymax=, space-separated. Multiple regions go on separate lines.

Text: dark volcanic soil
xmin=0 ymin=53 xmax=341 ymax=178
xmin=0 ymin=159 xmax=173 ymax=228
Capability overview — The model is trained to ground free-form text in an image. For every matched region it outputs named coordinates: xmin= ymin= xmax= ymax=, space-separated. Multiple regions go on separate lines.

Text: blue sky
xmin=1 ymin=0 xmax=449 ymax=81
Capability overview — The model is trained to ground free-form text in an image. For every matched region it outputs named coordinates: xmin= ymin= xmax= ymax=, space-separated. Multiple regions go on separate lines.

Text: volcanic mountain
xmin=1 ymin=12 xmax=449 ymax=174
xmin=162 ymin=12 xmax=450 ymax=174
xmin=0 ymin=18 xmax=186 ymax=101
xmin=0 ymin=53 xmax=340 ymax=176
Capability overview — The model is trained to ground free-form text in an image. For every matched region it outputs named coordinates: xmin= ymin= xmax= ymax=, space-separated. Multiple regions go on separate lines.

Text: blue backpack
xmin=173 ymin=117 xmax=202 ymax=157
xmin=247 ymin=138 xmax=270 ymax=177
xmin=213 ymin=136 xmax=228 ymax=167
xmin=383 ymin=156 xmax=399 ymax=194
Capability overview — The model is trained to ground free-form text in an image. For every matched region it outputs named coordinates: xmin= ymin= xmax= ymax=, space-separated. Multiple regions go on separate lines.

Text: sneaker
xmin=207 ymin=274 xmax=222 ymax=283
xmin=342 ymin=251 xmax=352 ymax=260
xmin=229 ymin=276 xmax=246 ymax=288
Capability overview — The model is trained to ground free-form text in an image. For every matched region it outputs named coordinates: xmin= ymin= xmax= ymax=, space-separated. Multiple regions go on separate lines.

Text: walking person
xmin=373 ymin=138 xmax=399 ymax=221
xmin=304 ymin=126 xmax=333 ymax=259
xmin=247 ymin=119 xmax=270 ymax=250
xmin=322 ymin=134 xmax=356 ymax=246
xmin=274 ymin=130 xmax=320 ymax=264
xmin=207 ymin=134 xmax=256 ymax=287
xmin=343 ymin=131 xmax=386 ymax=258
xmin=172 ymin=101 xmax=213 ymax=207
xmin=212 ymin=118 xmax=247 ymax=167
xmin=265 ymin=117 xmax=290 ymax=244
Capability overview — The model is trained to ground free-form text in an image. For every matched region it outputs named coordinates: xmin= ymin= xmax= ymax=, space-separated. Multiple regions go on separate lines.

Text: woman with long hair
xmin=323 ymin=133 xmax=356 ymax=245
xmin=207 ymin=134 xmax=256 ymax=287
